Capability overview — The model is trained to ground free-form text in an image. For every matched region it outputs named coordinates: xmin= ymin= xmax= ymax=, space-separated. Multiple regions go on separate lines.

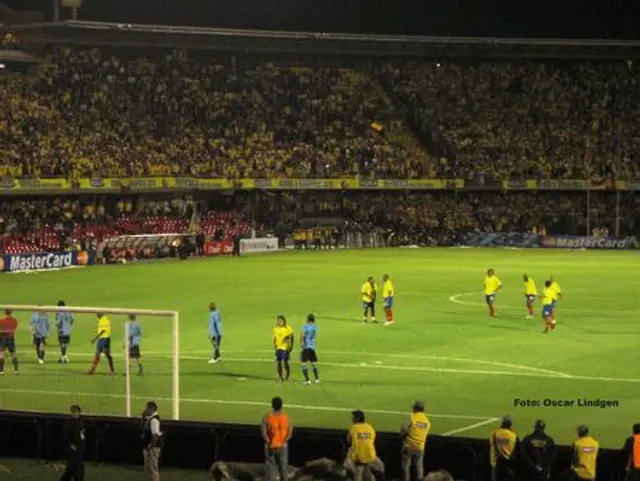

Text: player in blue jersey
xmin=30 ymin=309 xmax=50 ymax=364
xmin=300 ymin=313 xmax=320 ymax=385
xmin=127 ymin=314 xmax=143 ymax=376
xmin=208 ymin=302 xmax=223 ymax=364
xmin=56 ymin=301 xmax=74 ymax=364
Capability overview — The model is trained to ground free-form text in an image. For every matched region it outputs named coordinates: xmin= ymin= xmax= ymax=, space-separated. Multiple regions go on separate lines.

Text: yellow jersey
xmin=524 ymin=278 xmax=537 ymax=296
xmin=542 ymin=287 xmax=554 ymax=306
xmin=484 ymin=275 xmax=502 ymax=296
xmin=572 ymin=436 xmax=599 ymax=480
xmin=489 ymin=428 xmax=518 ymax=467
xmin=403 ymin=412 xmax=431 ymax=451
xmin=361 ymin=282 xmax=377 ymax=303
xmin=383 ymin=280 xmax=395 ymax=299
xmin=273 ymin=325 xmax=293 ymax=350
xmin=550 ymin=281 xmax=562 ymax=301
xmin=348 ymin=422 xmax=377 ymax=463
xmin=97 ymin=316 xmax=111 ymax=339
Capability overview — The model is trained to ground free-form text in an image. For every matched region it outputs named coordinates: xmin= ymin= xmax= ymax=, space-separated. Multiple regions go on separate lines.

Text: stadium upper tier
xmin=1 ymin=47 xmax=638 ymax=180
xmin=379 ymin=60 xmax=640 ymax=180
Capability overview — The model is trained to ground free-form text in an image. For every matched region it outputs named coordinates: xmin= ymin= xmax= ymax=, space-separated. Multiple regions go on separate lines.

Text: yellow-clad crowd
xmin=380 ymin=60 xmax=640 ymax=181
xmin=1 ymin=48 xmax=432 ymax=180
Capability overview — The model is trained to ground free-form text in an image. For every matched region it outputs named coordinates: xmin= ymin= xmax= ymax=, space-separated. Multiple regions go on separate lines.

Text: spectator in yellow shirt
xmin=344 ymin=410 xmax=385 ymax=481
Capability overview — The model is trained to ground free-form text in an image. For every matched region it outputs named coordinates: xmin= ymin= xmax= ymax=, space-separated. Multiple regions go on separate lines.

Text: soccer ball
xmin=551 ymin=319 xmax=556 ymax=326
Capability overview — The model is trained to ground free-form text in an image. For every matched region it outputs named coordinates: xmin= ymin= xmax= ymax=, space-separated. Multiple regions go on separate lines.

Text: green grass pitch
xmin=1 ymin=248 xmax=639 ymax=448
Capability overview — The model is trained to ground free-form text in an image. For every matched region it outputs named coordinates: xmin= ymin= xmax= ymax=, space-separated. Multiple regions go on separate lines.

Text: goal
xmin=1 ymin=304 xmax=180 ymax=420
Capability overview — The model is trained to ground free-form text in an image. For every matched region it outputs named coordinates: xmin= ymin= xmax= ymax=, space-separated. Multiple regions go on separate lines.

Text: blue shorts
xmin=275 ymin=349 xmax=290 ymax=362
xmin=485 ymin=294 xmax=496 ymax=305
xmin=96 ymin=338 xmax=111 ymax=354
xmin=525 ymin=294 xmax=536 ymax=304
xmin=384 ymin=297 xmax=393 ymax=308
xmin=542 ymin=305 xmax=553 ymax=318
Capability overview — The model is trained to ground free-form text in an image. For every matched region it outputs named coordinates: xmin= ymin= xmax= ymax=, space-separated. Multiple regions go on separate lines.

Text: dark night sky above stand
xmin=2 ymin=0 xmax=640 ymax=40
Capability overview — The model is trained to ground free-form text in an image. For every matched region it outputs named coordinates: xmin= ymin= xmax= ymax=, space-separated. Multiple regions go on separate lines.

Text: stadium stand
xmin=1 ymin=191 xmax=637 ymax=254
xmin=378 ymin=60 xmax=640 ymax=180
xmin=1 ymin=47 xmax=430 ymax=180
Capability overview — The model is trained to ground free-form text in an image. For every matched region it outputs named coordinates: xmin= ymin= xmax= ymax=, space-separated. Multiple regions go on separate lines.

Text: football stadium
xmin=1 ymin=2 xmax=640 ymax=481
xmin=1 ymin=248 xmax=640 ymax=446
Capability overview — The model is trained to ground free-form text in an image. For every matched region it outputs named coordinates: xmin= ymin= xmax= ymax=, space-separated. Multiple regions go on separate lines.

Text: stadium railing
xmin=0 ymin=410 xmax=626 ymax=481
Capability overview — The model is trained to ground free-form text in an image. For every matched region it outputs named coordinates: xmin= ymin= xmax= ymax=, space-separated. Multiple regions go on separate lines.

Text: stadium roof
xmin=6 ymin=20 xmax=640 ymax=59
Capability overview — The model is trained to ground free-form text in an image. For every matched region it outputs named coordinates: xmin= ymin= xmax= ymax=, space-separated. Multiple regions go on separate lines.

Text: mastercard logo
xmin=76 ymin=251 xmax=89 ymax=265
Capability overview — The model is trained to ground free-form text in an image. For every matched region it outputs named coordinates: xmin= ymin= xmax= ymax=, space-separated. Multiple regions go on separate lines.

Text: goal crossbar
xmin=2 ymin=304 xmax=180 ymax=420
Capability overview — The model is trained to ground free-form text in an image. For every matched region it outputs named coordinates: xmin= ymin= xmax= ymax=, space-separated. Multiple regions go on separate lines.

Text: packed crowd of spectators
xmin=1 ymin=47 xmax=428 ymax=180
xmin=3 ymin=47 xmax=638 ymax=181
xmin=251 ymin=190 xmax=640 ymax=244
xmin=379 ymin=60 xmax=640 ymax=180
xmin=3 ymin=190 xmax=634 ymax=254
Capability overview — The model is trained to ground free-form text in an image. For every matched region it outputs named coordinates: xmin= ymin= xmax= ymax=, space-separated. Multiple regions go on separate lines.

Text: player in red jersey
xmin=0 ymin=309 xmax=19 ymax=374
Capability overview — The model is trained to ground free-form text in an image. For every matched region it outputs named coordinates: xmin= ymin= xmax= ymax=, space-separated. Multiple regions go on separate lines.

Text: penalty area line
xmin=0 ymin=387 xmax=490 ymax=421
xmin=442 ymin=417 xmax=499 ymax=436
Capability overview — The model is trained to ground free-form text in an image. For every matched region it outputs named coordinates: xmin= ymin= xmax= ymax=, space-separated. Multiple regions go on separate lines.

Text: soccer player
xmin=208 ymin=302 xmax=222 ymax=364
xmin=523 ymin=275 xmax=537 ymax=320
xmin=88 ymin=312 xmax=115 ymax=375
xmin=361 ymin=276 xmax=378 ymax=323
xmin=484 ymin=269 xmax=502 ymax=318
xmin=56 ymin=301 xmax=74 ymax=364
xmin=548 ymin=275 xmax=563 ymax=324
xmin=300 ymin=313 xmax=319 ymax=385
xmin=382 ymin=274 xmax=395 ymax=325
xmin=0 ymin=309 xmax=19 ymax=374
xmin=127 ymin=314 xmax=143 ymax=376
xmin=541 ymin=280 xmax=556 ymax=334
xmin=273 ymin=315 xmax=293 ymax=382
xmin=30 ymin=309 xmax=50 ymax=364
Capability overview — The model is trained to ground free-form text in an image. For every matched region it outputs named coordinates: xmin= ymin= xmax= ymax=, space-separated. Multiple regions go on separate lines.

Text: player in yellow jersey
xmin=361 ymin=276 xmax=378 ymax=323
xmin=88 ymin=313 xmax=115 ymax=375
xmin=273 ymin=315 xmax=294 ymax=382
xmin=541 ymin=280 xmax=556 ymax=334
xmin=548 ymin=275 xmax=563 ymax=324
xmin=382 ymin=274 xmax=395 ymax=326
xmin=484 ymin=269 xmax=502 ymax=317
xmin=522 ymin=275 xmax=537 ymax=320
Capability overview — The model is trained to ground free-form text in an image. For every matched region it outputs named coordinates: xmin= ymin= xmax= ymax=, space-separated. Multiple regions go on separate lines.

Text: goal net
xmin=0 ymin=304 xmax=180 ymax=420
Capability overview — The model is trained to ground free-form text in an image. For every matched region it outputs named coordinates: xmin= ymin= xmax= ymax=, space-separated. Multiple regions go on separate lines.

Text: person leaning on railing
xmin=399 ymin=400 xmax=431 ymax=481
xmin=344 ymin=410 xmax=385 ymax=481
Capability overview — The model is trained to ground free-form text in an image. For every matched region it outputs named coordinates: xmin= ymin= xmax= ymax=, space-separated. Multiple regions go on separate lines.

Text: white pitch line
xmin=442 ymin=417 xmax=499 ymax=436
xmin=0 ymin=388 xmax=489 ymax=420
xmin=49 ymin=352 xmax=640 ymax=383
xmin=108 ymin=348 xmax=570 ymax=378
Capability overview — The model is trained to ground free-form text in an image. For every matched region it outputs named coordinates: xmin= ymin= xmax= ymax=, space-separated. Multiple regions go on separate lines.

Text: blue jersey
xmin=302 ymin=323 xmax=318 ymax=351
xmin=128 ymin=321 xmax=142 ymax=347
xmin=30 ymin=312 xmax=50 ymax=338
xmin=208 ymin=310 xmax=222 ymax=337
xmin=56 ymin=311 xmax=74 ymax=336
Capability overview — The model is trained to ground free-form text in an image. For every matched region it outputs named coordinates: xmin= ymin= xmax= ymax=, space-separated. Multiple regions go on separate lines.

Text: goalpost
xmin=2 ymin=304 xmax=180 ymax=420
